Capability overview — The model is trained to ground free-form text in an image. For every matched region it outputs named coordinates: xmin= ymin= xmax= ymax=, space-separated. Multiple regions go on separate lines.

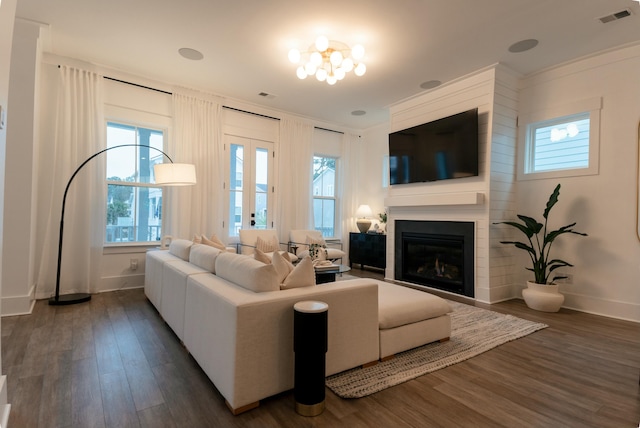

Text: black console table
xmin=349 ymin=232 xmax=386 ymax=270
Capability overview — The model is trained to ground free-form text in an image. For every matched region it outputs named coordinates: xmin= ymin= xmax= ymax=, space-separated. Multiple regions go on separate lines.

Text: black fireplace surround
xmin=395 ymin=220 xmax=474 ymax=297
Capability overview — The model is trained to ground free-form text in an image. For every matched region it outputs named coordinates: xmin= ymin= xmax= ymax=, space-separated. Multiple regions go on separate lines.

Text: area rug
xmin=325 ymin=301 xmax=547 ymax=398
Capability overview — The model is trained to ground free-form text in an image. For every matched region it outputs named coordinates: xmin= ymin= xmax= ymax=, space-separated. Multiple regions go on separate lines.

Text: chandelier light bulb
xmin=330 ymin=50 xmax=343 ymax=66
xmin=305 ymin=62 xmax=317 ymax=76
xmin=315 ymin=35 xmax=329 ymax=52
xmin=288 ymin=48 xmax=301 ymax=64
xmin=341 ymin=57 xmax=354 ymax=72
xmin=354 ymin=63 xmax=367 ymax=76
xmin=335 ymin=68 xmax=346 ymax=80
xmin=327 ymin=75 xmax=337 ymax=85
xmin=310 ymin=51 xmax=323 ymax=66
xmin=351 ymin=44 xmax=365 ymax=60
xmin=296 ymin=66 xmax=307 ymax=80
xmin=316 ymin=68 xmax=328 ymax=81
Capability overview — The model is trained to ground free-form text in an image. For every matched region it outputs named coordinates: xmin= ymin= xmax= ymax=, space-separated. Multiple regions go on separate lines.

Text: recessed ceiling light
xmin=351 ymin=110 xmax=366 ymax=116
xmin=420 ymin=80 xmax=442 ymax=90
xmin=508 ymin=39 xmax=539 ymax=53
xmin=178 ymin=48 xmax=204 ymax=60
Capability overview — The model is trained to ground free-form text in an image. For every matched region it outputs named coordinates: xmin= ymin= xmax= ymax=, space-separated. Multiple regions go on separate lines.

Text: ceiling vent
xmin=599 ymin=9 xmax=632 ymax=24
xmin=258 ymin=92 xmax=276 ymax=100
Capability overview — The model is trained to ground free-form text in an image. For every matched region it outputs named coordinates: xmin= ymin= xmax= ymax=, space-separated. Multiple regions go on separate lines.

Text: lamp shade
xmin=154 ymin=163 xmax=197 ymax=186
xmin=355 ymin=204 xmax=373 ymax=218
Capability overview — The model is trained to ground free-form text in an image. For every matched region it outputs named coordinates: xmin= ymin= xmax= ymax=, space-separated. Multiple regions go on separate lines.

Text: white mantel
xmin=385 ymin=191 xmax=484 ymax=208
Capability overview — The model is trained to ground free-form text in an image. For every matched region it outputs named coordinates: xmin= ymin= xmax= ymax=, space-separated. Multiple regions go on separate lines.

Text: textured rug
xmin=325 ymin=301 xmax=547 ymax=398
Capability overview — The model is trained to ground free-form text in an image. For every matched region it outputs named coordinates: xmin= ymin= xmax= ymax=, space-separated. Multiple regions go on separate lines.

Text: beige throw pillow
xmin=202 ymin=234 xmax=226 ymax=251
xmin=256 ymin=235 xmax=279 ymax=253
xmin=281 ymin=256 xmax=316 ymax=289
xmin=193 ymin=234 xmax=203 ymax=244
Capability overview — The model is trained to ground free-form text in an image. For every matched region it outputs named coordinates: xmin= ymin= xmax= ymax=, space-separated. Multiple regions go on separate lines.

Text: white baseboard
xmin=1 ymin=284 xmax=35 ymax=317
xmin=99 ymin=274 xmax=145 ymax=293
xmin=0 ymin=375 xmax=11 ymax=427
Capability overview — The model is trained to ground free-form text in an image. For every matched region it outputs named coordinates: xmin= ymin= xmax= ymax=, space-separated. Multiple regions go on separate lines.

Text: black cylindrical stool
xmin=293 ymin=300 xmax=328 ymax=416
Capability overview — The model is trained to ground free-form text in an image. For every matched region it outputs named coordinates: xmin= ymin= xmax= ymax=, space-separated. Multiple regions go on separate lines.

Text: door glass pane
xmin=229 ymin=144 xmax=244 ymax=236
xmin=255 ymin=147 xmax=268 ymax=229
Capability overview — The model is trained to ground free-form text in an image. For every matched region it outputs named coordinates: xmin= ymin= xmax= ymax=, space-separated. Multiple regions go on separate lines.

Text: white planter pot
xmin=522 ymin=281 xmax=564 ymax=312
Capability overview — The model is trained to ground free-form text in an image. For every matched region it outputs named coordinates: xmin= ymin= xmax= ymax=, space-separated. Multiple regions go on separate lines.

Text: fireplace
xmin=395 ymin=220 xmax=474 ymax=297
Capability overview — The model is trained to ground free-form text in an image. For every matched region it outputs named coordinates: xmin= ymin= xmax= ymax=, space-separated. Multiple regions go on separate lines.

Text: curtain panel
xmin=276 ymin=118 xmax=313 ymax=240
xmin=36 ymin=66 xmax=105 ymax=298
xmin=167 ymin=93 xmax=223 ymax=240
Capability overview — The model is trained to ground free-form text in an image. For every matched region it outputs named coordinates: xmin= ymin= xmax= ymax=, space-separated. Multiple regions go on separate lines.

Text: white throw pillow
xmin=215 ymin=252 xmax=279 ymax=292
xmin=253 ymin=248 xmax=271 ymax=264
xmin=281 ymin=256 xmax=316 ymax=289
xmin=272 ymin=250 xmax=294 ymax=283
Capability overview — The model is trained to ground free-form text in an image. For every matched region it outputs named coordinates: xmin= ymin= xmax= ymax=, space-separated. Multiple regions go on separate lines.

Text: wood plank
xmin=100 ymin=369 xmax=140 ymax=427
xmin=1 ymin=272 xmax=638 ymax=427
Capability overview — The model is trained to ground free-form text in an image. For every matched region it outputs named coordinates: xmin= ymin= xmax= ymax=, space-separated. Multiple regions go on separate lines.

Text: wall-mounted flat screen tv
xmin=388 ymin=108 xmax=479 ymax=185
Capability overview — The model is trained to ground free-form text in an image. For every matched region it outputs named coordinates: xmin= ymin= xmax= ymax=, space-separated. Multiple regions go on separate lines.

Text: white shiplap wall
xmin=386 ymin=65 xmax=519 ymax=303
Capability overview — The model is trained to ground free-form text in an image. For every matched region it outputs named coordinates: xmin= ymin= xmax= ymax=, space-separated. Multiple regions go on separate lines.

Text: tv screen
xmin=388 ymin=108 xmax=479 ymax=185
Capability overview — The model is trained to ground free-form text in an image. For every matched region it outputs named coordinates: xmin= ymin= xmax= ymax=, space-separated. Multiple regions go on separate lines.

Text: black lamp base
xmin=49 ymin=293 xmax=92 ymax=306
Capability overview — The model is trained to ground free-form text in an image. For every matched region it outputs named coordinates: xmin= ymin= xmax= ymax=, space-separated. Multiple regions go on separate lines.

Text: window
xmin=518 ymin=97 xmax=601 ymax=180
xmin=313 ymin=156 xmax=337 ymax=238
xmin=106 ymin=122 xmax=165 ymax=244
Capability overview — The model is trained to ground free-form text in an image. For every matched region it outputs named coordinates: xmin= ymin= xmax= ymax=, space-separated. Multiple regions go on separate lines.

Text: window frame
xmin=312 ymin=155 xmax=338 ymax=239
xmin=104 ymin=106 xmax=172 ymax=247
xmin=517 ymin=97 xmax=601 ymax=181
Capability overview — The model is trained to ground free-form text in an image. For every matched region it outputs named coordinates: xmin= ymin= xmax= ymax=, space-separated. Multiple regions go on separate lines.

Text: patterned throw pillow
xmin=308 ymin=243 xmax=328 ymax=261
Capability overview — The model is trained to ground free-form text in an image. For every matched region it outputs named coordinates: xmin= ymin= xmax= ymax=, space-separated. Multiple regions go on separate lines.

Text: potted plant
xmin=494 ymin=184 xmax=587 ymax=312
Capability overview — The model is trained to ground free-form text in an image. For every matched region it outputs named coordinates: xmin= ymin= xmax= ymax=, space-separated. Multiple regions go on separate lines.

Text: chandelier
xmin=288 ymin=36 xmax=366 ymax=85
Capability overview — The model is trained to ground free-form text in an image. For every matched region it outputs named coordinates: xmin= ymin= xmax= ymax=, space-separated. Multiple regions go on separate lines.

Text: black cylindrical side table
xmin=293 ymin=300 xmax=328 ymax=416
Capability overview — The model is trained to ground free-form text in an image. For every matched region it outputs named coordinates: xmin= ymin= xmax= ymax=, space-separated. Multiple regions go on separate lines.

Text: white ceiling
xmin=15 ymin=0 xmax=640 ymax=129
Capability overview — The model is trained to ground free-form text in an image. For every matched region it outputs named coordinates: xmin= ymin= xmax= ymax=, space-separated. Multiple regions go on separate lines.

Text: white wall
xmin=3 ymin=19 xmax=43 ymax=315
xmin=517 ymin=43 xmax=640 ymax=322
xmin=0 ymin=0 xmax=18 ymax=420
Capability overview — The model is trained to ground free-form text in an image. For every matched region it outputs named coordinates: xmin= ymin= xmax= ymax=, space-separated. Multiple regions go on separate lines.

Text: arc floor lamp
xmin=49 ymin=144 xmax=196 ymax=306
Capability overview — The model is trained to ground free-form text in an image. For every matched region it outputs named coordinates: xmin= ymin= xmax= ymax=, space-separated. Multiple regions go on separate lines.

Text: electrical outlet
xmin=130 ymin=258 xmax=138 ymax=270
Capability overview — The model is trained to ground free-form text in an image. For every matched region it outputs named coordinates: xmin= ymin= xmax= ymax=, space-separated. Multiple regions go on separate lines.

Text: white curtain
xmin=276 ymin=118 xmax=313 ymax=240
xmin=36 ymin=66 xmax=105 ymax=298
xmin=340 ymin=132 xmax=359 ymax=244
xmin=167 ymin=93 xmax=223 ymax=240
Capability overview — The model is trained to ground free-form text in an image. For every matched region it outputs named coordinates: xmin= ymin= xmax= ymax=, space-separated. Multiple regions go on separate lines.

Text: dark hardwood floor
xmin=3 ymin=268 xmax=639 ymax=427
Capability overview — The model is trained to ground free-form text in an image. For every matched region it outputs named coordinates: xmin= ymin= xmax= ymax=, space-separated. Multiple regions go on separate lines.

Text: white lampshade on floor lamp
xmin=49 ymin=144 xmax=196 ymax=306
xmin=355 ymin=204 xmax=373 ymax=233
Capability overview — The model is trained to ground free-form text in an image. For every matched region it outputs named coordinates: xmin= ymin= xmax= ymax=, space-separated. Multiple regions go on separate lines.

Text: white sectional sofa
xmin=145 ymin=239 xmax=380 ymax=414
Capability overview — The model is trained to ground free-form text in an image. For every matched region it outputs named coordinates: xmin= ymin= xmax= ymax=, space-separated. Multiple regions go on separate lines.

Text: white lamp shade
xmin=355 ymin=204 xmax=373 ymax=218
xmin=154 ymin=163 xmax=197 ymax=186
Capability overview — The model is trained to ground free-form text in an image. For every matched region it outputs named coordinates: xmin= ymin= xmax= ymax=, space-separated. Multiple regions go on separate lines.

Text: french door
xmin=225 ymin=134 xmax=274 ymax=237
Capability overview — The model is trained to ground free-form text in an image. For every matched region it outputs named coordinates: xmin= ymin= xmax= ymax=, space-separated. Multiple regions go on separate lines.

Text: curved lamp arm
xmin=51 ymin=143 xmax=196 ymax=305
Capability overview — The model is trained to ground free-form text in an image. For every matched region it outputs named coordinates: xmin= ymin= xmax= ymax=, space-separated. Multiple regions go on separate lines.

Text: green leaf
xmin=495 ymin=220 xmax=535 ymax=238
xmin=517 ymin=215 xmax=543 ymax=235
xmin=499 ymin=241 xmax=535 ymax=255
xmin=543 ymin=184 xmax=561 ymax=219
